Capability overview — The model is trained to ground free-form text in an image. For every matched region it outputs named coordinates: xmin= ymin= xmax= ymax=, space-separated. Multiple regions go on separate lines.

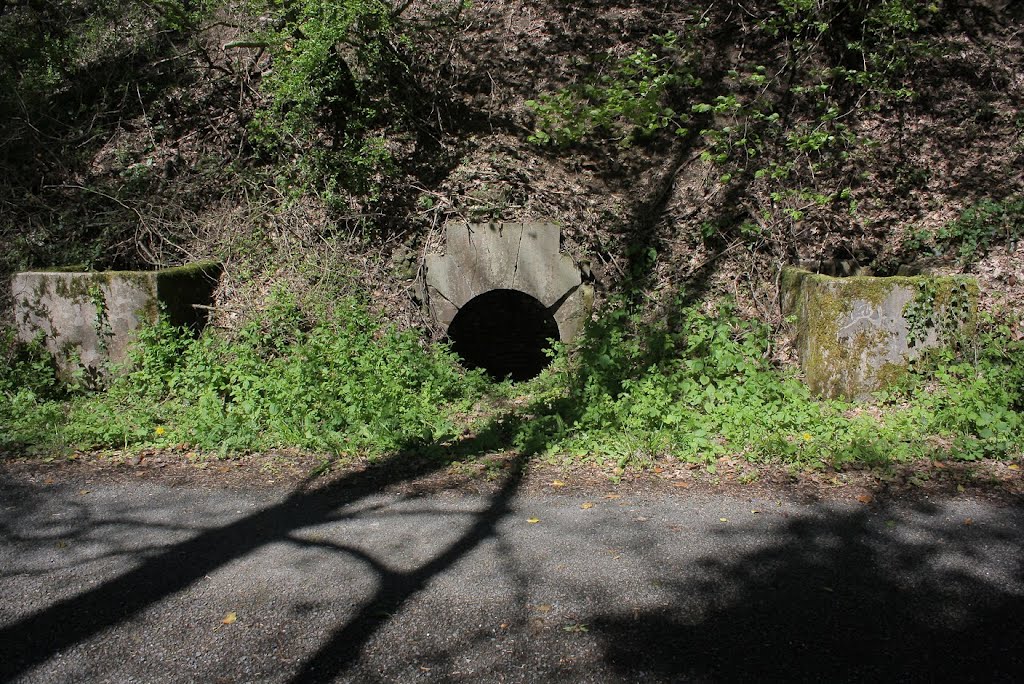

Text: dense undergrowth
xmin=1 ymin=291 xmax=483 ymax=456
xmin=525 ymin=298 xmax=1024 ymax=466
xmin=2 ymin=285 xmax=1021 ymax=468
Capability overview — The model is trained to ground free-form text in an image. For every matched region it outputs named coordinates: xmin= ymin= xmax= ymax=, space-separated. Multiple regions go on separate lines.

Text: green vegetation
xmin=901 ymin=195 xmax=1024 ymax=265
xmin=892 ymin=319 xmax=1024 ymax=461
xmin=506 ymin=296 xmax=1022 ymax=467
xmin=3 ymin=282 xmax=1021 ymax=467
xmin=527 ymin=0 xmax=936 ymax=239
xmin=0 ymin=0 xmax=468 ymax=282
xmin=0 ymin=0 xmax=182 ymax=273
xmin=902 ymin=277 xmax=974 ymax=347
xmin=1 ymin=2 xmax=1021 ymax=472
xmin=527 ymin=32 xmax=696 ymax=147
xmin=1 ymin=289 xmax=483 ymax=456
xmin=247 ymin=0 xmax=401 ymax=204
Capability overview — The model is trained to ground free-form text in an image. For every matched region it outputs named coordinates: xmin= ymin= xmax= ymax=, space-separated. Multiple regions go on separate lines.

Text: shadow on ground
xmin=2 ymin=435 xmax=1023 ymax=682
xmin=590 ymin=500 xmax=1024 ymax=683
xmin=0 ymin=412 xmax=528 ymax=683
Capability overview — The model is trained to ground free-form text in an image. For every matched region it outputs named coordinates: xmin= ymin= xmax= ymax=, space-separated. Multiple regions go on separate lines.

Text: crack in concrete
xmin=427 ymin=286 xmax=461 ymax=311
xmin=510 ymin=226 xmax=525 ymax=290
xmin=423 ymin=223 xmax=591 ymax=343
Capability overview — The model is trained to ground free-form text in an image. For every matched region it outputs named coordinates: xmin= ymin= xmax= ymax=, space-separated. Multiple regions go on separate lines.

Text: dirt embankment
xmin=3 ymin=446 xmax=1021 ymax=509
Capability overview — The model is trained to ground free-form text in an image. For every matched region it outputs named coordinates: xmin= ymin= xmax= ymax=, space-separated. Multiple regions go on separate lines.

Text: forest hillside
xmin=1 ymin=0 xmax=1022 ymax=470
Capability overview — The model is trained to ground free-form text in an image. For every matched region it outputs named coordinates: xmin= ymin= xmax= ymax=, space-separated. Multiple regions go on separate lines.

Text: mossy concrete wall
xmin=422 ymin=222 xmax=593 ymax=342
xmin=11 ymin=262 xmax=220 ymax=379
xmin=781 ymin=267 xmax=978 ymax=400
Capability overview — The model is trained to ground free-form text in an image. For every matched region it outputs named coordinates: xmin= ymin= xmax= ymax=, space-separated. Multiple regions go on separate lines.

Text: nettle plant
xmin=62 ymin=288 xmax=485 ymax=455
xmin=526 ymin=31 xmax=699 ymax=147
xmin=506 ymin=293 xmax=1024 ymax=468
xmin=902 ymin=195 xmax=1024 ymax=265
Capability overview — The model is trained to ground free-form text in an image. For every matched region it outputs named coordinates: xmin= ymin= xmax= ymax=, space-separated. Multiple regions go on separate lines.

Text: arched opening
xmin=447 ymin=289 xmax=559 ymax=381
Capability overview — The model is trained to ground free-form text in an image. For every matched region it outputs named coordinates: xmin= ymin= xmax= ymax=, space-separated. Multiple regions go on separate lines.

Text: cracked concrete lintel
xmin=423 ymin=221 xmax=588 ymax=341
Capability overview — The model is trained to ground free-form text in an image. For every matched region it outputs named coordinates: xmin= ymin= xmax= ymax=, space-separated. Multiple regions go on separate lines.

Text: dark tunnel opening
xmin=447 ymin=289 xmax=560 ymax=382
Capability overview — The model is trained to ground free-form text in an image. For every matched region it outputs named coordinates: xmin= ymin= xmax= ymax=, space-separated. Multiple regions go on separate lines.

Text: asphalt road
xmin=2 ymin=462 xmax=1023 ymax=683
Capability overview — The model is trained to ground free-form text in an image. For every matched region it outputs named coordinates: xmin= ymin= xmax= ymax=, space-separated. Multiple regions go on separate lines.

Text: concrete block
xmin=11 ymin=262 xmax=220 ymax=380
xmin=423 ymin=222 xmax=589 ymax=342
xmin=781 ymin=267 xmax=977 ymax=400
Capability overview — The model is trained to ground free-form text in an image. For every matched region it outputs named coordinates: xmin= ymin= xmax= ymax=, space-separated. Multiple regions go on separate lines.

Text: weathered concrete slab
xmin=781 ymin=267 xmax=977 ymax=400
xmin=12 ymin=262 xmax=220 ymax=380
xmin=551 ymin=284 xmax=594 ymax=344
xmin=423 ymin=222 xmax=592 ymax=341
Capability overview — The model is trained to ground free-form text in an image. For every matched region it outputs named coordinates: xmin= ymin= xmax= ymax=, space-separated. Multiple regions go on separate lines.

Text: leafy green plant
xmin=247 ymin=0 xmax=400 ymax=204
xmin=60 ymin=287 xmax=484 ymax=455
xmin=935 ymin=196 xmax=1024 ymax=263
xmin=0 ymin=327 xmax=62 ymax=399
xmin=5 ymin=288 xmax=1022 ymax=467
xmin=0 ymin=327 xmax=67 ymax=450
xmin=527 ymin=32 xmax=696 ymax=147
xmin=899 ymin=196 xmax=1024 ymax=265
xmin=886 ymin=310 xmax=1024 ymax=460
xmin=149 ymin=0 xmax=219 ymax=32
xmin=503 ymin=298 xmax=868 ymax=466
xmin=503 ymin=291 xmax=1022 ymax=468
xmin=526 ymin=0 xmax=936 ymax=249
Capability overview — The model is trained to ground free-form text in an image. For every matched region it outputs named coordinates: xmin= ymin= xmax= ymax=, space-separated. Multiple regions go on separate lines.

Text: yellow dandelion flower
xmin=802 ymin=433 xmax=813 ymax=441
xmin=154 ymin=426 xmax=166 ymax=436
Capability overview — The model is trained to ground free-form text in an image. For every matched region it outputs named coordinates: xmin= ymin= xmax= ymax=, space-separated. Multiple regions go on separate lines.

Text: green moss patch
xmin=10 ymin=262 xmax=221 ymax=383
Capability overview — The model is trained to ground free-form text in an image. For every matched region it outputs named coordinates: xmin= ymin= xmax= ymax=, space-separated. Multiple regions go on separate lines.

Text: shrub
xmin=509 ymin=296 xmax=1023 ymax=466
xmin=247 ymin=0 xmax=400 ymax=204
xmin=0 ymin=327 xmax=66 ymax=450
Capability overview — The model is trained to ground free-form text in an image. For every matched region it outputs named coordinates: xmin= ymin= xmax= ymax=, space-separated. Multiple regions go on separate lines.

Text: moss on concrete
xmin=11 ymin=261 xmax=221 ymax=380
xmin=875 ymin=361 xmax=908 ymax=389
xmin=781 ymin=267 xmax=978 ymax=400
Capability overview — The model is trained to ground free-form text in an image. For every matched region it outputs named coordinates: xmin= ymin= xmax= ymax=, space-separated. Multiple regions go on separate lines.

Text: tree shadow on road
xmin=0 ymin=414 xmax=529 ymax=683
xmin=589 ymin=500 xmax=1024 ymax=683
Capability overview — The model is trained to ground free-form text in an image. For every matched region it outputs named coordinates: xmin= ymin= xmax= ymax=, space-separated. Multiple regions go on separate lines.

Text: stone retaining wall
xmin=781 ymin=267 xmax=977 ymax=400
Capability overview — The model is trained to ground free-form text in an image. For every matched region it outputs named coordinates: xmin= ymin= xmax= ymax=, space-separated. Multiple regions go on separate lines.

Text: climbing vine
xmin=87 ymin=284 xmax=112 ymax=355
xmin=903 ymin=279 xmax=973 ymax=348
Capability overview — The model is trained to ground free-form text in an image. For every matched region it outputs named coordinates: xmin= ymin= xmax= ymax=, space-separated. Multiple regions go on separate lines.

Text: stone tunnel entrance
xmin=421 ymin=222 xmax=594 ymax=382
xmin=447 ymin=289 xmax=559 ymax=381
